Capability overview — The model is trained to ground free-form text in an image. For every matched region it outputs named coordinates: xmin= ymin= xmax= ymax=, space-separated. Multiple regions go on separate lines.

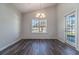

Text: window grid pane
xmin=32 ymin=19 xmax=47 ymax=33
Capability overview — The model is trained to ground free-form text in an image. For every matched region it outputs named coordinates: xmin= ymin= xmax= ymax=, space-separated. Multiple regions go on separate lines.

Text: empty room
xmin=0 ymin=3 xmax=79 ymax=55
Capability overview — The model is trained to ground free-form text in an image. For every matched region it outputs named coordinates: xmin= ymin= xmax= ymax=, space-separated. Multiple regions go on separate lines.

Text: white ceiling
xmin=13 ymin=3 xmax=56 ymax=13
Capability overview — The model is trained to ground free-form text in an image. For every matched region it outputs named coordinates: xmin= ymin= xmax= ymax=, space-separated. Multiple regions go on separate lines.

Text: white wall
xmin=21 ymin=6 xmax=57 ymax=39
xmin=56 ymin=3 xmax=79 ymax=50
xmin=0 ymin=4 xmax=21 ymax=51
xmin=1 ymin=3 xmax=79 ymax=51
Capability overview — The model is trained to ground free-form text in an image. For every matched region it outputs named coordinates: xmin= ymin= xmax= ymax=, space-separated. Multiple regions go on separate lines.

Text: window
xmin=32 ymin=19 xmax=47 ymax=33
xmin=65 ymin=10 xmax=77 ymax=43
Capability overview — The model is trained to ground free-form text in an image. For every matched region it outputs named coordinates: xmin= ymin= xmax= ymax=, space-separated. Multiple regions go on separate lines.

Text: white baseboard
xmin=0 ymin=39 xmax=21 ymax=51
xmin=57 ymin=37 xmax=79 ymax=52
xmin=76 ymin=46 xmax=79 ymax=51
xmin=57 ymin=38 xmax=65 ymax=43
xmin=21 ymin=37 xmax=57 ymax=39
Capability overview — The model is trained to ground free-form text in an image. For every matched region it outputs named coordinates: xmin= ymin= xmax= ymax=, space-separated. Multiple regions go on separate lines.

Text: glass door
xmin=65 ymin=10 xmax=77 ymax=47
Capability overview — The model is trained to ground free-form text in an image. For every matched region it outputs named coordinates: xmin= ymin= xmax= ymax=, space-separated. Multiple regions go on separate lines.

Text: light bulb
xmin=36 ymin=13 xmax=40 ymax=17
xmin=41 ymin=13 xmax=46 ymax=18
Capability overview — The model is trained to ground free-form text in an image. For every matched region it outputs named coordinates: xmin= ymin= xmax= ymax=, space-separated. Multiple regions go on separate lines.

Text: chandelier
xmin=35 ymin=3 xmax=46 ymax=19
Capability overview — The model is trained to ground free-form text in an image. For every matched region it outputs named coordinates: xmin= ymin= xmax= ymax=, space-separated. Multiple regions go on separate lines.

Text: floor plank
xmin=0 ymin=39 xmax=79 ymax=55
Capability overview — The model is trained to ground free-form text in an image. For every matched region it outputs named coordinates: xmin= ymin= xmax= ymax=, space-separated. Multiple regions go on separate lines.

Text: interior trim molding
xmin=0 ymin=39 xmax=21 ymax=51
xmin=23 ymin=38 xmax=58 ymax=40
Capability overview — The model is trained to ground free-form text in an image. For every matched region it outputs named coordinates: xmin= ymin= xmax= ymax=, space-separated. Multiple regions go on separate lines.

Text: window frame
xmin=32 ymin=19 xmax=47 ymax=33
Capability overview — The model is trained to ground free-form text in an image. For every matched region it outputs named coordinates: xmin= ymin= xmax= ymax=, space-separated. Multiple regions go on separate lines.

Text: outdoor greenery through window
xmin=32 ymin=19 xmax=47 ymax=33
xmin=65 ymin=13 xmax=76 ymax=43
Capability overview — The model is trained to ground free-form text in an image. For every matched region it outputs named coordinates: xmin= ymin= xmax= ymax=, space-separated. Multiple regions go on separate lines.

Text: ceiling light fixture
xmin=35 ymin=3 xmax=46 ymax=19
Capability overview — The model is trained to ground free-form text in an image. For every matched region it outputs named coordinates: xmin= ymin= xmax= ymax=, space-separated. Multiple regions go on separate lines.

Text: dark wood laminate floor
xmin=0 ymin=39 xmax=79 ymax=55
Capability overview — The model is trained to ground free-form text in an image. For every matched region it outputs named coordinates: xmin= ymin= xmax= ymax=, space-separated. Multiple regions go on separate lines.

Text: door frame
xmin=64 ymin=9 xmax=78 ymax=48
